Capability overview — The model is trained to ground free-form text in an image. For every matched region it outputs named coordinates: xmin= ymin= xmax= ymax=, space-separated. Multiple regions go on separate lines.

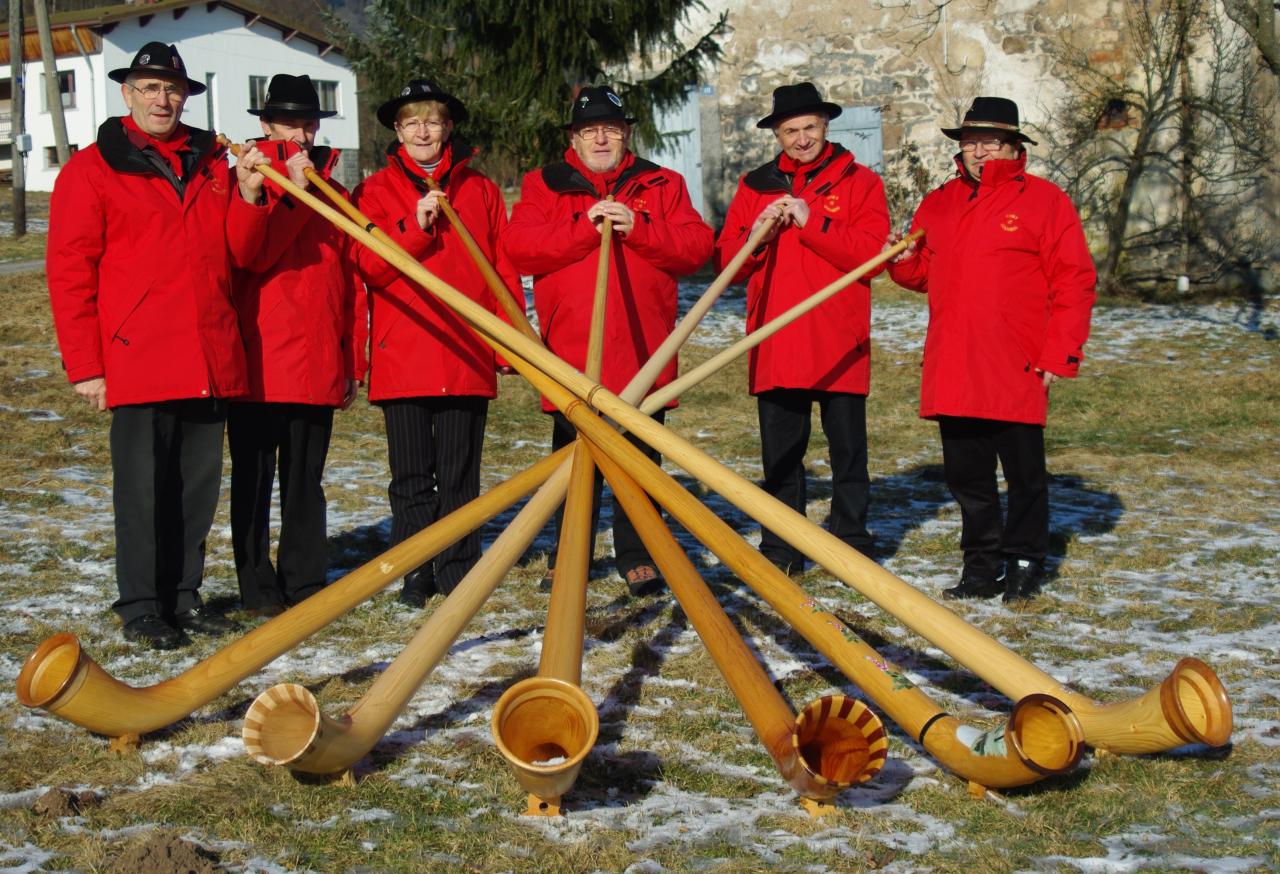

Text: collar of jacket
xmin=96 ymin=116 xmax=220 ymax=178
xmin=743 ymin=142 xmax=852 ymax=196
xmin=953 ymin=151 xmax=1028 ymax=193
xmin=386 ymin=137 xmax=474 ymax=192
xmin=251 ymin=136 xmax=340 ymax=178
xmin=541 ymin=153 xmax=662 ymax=198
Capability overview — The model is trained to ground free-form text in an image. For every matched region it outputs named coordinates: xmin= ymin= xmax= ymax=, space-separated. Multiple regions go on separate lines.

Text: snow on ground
xmin=1 ymin=293 xmax=1277 ymax=871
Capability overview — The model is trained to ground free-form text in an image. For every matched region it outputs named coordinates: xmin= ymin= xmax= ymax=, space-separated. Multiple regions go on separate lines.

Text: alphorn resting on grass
xmin=211 ymin=156 xmax=1227 ymax=759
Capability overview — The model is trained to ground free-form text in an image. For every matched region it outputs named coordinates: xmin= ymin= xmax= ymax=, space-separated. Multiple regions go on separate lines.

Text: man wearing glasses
xmin=47 ymin=42 xmax=268 ymax=648
xmin=887 ymin=96 xmax=1096 ymax=604
xmin=503 ymin=85 xmax=713 ymax=598
xmin=351 ymin=79 xmax=520 ymax=607
xmin=715 ymin=82 xmax=890 ymax=576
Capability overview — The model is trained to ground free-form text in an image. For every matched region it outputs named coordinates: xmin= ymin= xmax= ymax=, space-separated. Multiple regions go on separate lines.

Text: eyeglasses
xmin=396 ymin=119 xmax=446 ymax=133
xmin=128 ymin=82 xmax=186 ymax=100
xmin=959 ymin=137 xmax=1010 ymax=152
xmin=574 ymin=125 xmax=626 ymax=140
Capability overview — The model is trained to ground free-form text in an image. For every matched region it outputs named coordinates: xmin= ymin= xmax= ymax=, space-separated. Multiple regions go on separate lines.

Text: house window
xmin=41 ymin=71 xmax=76 ymax=111
xmin=1097 ymin=98 xmax=1135 ymax=130
xmin=315 ymin=80 xmax=340 ymax=115
xmin=44 ymin=144 xmax=79 ymax=168
xmin=249 ymin=75 xmax=269 ymax=111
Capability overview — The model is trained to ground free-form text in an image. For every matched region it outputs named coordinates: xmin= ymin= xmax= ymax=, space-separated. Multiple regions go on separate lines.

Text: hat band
xmin=260 ymin=101 xmax=322 ymax=113
xmin=960 ymin=120 xmax=1020 ymax=132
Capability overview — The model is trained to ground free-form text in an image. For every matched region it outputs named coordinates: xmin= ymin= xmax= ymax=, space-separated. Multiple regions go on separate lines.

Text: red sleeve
xmin=1036 ymin=190 xmax=1096 ymax=378
xmin=621 ymin=172 xmax=713 ymax=276
xmin=46 ymin=155 xmax=107 ymax=384
xmin=713 ymin=177 xmax=770 ymax=283
xmin=502 ymin=171 xmax=599 ymax=275
xmin=796 ymin=169 xmax=890 ymax=276
xmin=342 ymin=235 xmax=369 ymax=383
xmin=351 ymin=174 xmax=439 ymax=287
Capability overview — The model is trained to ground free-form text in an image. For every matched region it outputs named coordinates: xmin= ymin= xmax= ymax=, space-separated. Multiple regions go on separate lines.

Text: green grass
xmin=0 ymin=270 xmax=1276 ymax=871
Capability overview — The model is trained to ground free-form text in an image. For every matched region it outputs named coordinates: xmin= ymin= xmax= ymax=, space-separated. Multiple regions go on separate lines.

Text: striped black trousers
xmin=380 ymin=396 xmax=488 ymax=595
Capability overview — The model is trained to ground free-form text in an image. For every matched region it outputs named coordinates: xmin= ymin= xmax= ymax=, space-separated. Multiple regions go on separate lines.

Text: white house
xmin=1 ymin=0 xmax=361 ymax=192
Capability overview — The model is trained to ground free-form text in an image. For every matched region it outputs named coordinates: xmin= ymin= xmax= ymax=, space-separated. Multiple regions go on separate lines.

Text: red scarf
xmin=121 ymin=114 xmax=191 ymax=179
xmin=398 ymin=142 xmax=455 ymax=185
xmin=777 ymin=141 xmax=834 ymax=195
xmin=564 ymin=146 xmax=635 ymax=197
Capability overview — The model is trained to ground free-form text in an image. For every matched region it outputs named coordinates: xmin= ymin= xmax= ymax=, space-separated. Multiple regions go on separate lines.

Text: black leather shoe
xmin=123 ymin=614 xmax=187 ymax=650
xmin=397 ymin=572 xmax=436 ymax=608
xmin=624 ymin=564 xmax=665 ymax=598
xmin=246 ymin=603 xmax=286 ymax=619
xmin=942 ymin=575 xmax=1003 ymax=600
xmin=1003 ymin=559 xmax=1045 ymax=603
xmin=538 ymin=568 xmax=556 ymax=593
xmin=173 ymin=606 xmax=240 ymax=636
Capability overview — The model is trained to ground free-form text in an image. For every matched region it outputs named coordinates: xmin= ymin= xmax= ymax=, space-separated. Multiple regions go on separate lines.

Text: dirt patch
xmin=32 ymin=786 xmax=100 ymax=817
xmin=108 ymin=834 xmax=224 ymax=874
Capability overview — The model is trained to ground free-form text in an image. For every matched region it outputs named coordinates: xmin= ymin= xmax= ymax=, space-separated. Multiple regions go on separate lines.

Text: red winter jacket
xmin=503 ymin=150 xmax=713 ymax=411
xmin=887 ymin=154 xmax=1096 ymax=425
xmin=352 ymin=141 xmax=518 ymax=402
xmin=228 ymin=141 xmax=366 ymax=406
xmin=715 ymin=144 xmax=890 ymax=396
xmin=47 ymin=119 xmax=260 ymax=407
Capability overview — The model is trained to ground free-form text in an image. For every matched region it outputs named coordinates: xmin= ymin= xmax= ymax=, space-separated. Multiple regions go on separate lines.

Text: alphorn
xmin=507 ymin=342 xmax=1085 ymax=793
xmin=240 ymin=221 xmax=779 ymax=781
xmin=199 ymin=137 xmax=1231 ymax=756
xmin=586 ymin=434 xmax=890 ymax=815
xmin=15 ymin=449 xmax=569 ymax=739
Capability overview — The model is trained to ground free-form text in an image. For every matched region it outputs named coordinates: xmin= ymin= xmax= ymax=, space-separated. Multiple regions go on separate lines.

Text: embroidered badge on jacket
xmin=1001 ymin=213 xmax=1019 ymax=232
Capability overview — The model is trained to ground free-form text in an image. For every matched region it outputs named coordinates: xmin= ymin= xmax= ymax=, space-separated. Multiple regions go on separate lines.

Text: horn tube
xmin=15 ymin=448 xmax=568 ymax=739
xmin=587 ymin=436 xmax=888 ymax=810
xmin=489 ymin=439 xmax=600 ymax=815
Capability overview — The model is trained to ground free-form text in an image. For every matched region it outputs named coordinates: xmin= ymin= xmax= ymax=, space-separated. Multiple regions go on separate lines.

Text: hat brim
xmin=247 ymin=107 xmax=338 ymax=119
xmin=108 ymin=66 xmax=206 ymax=95
xmin=756 ymin=100 xmax=843 ymax=130
xmin=941 ymin=124 xmax=1037 ymax=146
xmin=376 ymin=92 xmax=468 ymax=129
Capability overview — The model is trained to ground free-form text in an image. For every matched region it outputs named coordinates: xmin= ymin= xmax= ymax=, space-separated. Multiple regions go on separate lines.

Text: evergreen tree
xmin=333 ymin=0 xmax=727 ymax=182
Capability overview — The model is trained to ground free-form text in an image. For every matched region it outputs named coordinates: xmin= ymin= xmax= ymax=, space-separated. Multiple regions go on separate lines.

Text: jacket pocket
xmin=108 ymin=282 xmax=153 ymax=346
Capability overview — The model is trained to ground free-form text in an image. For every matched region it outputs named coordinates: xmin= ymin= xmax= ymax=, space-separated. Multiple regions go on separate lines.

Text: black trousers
xmin=228 ymin=402 xmax=335 ymax=609
xmin=381 ymin=396 xmax=488 ymax=594
xmin=109 ymin=398 xmax=227 ymax=623
xmin=757 ymin=389 xmax=873 ymax=567
xmin=548 ymin=408 xmax=665 ymax=576
xmin=938 ymin=416 xmax=1048 ymax=582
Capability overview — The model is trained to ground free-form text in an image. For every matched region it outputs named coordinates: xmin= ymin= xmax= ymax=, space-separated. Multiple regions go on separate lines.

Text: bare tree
xmin=1042 ymin=0 xmax=1274 ymax=294
xmin=1222 ymin=0 xmax=1280 ymax=76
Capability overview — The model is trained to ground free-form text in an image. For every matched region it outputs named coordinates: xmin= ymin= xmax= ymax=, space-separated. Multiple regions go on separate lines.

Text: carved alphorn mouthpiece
xmin=490 ymin=676 xmax=600 ymax=817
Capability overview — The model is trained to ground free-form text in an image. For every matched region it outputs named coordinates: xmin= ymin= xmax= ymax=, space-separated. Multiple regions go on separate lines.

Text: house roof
xmin=0 ymin=0 xmax=343 ymax=65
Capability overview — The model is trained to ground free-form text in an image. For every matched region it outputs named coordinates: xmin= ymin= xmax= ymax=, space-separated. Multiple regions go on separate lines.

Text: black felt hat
xmin=248 ymin=74 xmax=336 ymax=119
xmin=756 ymin=82 xmax=842 ymax=129
xmin=562 ymin=86 xmax=636 ymax=130
xmin=376 ymin=79 xmax=468 ymax=130
xmin=941 ymin=96 xmax=1037 ymax=145
xmin=108 ymin=42 xmax=205 ymax=95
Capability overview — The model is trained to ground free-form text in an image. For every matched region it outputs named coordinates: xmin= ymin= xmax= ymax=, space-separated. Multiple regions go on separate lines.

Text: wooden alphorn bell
xmin=242 ymin=208 xmax=779 ymax=782
xmin=203 ymin=137 xmax=1228 ymax=757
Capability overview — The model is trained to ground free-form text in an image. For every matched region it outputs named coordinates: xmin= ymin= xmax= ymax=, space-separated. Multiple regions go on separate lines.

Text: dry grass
xmin=0 ymin=260 xmax=1277 ymax=872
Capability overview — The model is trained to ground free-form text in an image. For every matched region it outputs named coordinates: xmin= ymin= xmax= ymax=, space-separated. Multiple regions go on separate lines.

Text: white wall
xmin=20 ymin=4 xmax=359 ymax=192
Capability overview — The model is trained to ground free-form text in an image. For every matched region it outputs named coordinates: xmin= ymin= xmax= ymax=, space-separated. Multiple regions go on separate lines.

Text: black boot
xmin=173 ymin=605 xmax=240 ymax=636
xmin=942 ymin=574 xmax=1003 ymax=600
xmin=1003 ymin=559 xmax=1045 ymax=603
xmin=397 ymin=569 xmax=437 ymax=608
